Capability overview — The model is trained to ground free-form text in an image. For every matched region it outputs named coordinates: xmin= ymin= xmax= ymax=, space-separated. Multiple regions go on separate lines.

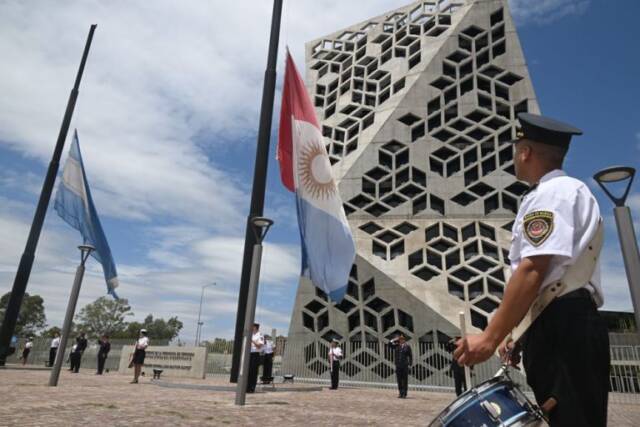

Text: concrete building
xmin=284 ymin=0 xmax=538 ymax=383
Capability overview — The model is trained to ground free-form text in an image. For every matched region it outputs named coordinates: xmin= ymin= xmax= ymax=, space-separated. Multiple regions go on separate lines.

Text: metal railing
xmin=10 ymin=336 xmax=640 ymax=405
xmin=6 ymin=337 xmax=167 ymax=372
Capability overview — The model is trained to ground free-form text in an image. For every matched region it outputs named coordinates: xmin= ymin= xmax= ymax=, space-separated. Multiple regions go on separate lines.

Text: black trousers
xmin=396 ymin=366 xmax=408 ymax=397
xmin=522 ymin=292 xmax=609 ymax=427
xmin=453 ymin=368 xmax=467 ymax=396
xmin=330 ymin=360 xmax=340 ymax=389
xmin=97 ymin=353 xmax=108 ymax=374
xmin=49 ymin=348 xmax=57 ymax=367
xmin=70 ymin=352 xmax=82 ymax=372
xmin=247 ymin=352 xmax=260 ymax=392
xmin=261 ymin=353 xmax=273 ymax=380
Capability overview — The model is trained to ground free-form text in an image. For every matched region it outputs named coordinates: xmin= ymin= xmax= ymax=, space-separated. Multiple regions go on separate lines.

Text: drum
xmin=429 ymin=375 xmax=547 ymax=426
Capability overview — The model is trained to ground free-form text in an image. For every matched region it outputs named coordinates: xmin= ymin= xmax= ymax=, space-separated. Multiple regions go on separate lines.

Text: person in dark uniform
xmin=328 ymin=339 xmax=342 ymax=390
xmin=455 ymin=113 xmax=609 ymax=426
xmin=448 ymin=337 xmax=467 ymax=396
xmin=96 ymin=335 xmax=111 ymax=375
xmin=247 ymin=323 xmax=263 ymax=393
xmin=69 ymin=332 xmax=87 ymax=373
xmin=390 ymin=334 xmax=412 ymax=398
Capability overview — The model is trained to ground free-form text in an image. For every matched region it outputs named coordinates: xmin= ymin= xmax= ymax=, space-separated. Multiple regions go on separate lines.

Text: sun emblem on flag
xmin=298 ymin=137 xmax=336 ymax=200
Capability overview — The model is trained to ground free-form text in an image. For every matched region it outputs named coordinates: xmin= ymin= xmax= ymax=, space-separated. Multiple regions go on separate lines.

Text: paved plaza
xmin=1 ymin=368 xmax=640 ymax=426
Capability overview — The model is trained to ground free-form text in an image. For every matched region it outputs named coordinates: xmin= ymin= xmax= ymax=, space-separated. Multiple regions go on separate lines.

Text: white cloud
xmin=509 ymin=0 xmax=590 ymax=24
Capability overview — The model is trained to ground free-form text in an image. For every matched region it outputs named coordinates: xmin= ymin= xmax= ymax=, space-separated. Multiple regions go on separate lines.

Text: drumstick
xmin=458 ymin=311 xmax=472 ymax=389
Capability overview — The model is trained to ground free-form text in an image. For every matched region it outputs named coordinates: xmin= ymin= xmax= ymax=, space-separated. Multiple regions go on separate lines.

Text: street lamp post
xmin=49 ymin=245 xmax=94 ymax=387
xmin=195 ymin=283 xmax=216 ymax=346
xmin=593 ymin=166 xmax=640 ymax=333
xmin=235 ymin=216 xmax=273 ymax=406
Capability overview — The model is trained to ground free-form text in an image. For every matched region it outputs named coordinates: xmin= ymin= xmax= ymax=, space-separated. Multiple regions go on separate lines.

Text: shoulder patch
xmin=523 ymin=210 xmax=554 ymax=246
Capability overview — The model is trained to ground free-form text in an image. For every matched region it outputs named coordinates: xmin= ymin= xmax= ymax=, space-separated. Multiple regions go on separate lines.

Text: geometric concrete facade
xmin=285 ymin=0 xmax=539 ymax=382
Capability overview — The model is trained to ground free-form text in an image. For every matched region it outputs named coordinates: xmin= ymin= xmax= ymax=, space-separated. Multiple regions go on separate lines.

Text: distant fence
xmin=10 ymin=336 xmax=640 ymax=404
xmin=7 ymin=337 xmax=167 ymax=372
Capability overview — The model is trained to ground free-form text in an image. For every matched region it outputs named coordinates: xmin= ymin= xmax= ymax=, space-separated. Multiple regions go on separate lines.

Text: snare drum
xmin=429 ymin=375 xmax=547 ymax=426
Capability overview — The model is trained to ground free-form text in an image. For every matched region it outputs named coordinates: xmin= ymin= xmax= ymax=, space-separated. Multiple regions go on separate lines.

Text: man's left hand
xmin=453 ymin=332 xmax=498 ymax=366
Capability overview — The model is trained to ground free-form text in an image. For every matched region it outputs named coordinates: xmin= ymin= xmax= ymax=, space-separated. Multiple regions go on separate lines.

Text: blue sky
xmin=1 ymin=0 xmax=639 ymax=343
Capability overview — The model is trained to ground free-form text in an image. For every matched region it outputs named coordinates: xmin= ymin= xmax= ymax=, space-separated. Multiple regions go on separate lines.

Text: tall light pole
xmin=195 ymin=283 xmax=216 ymax=346
xmin=593 ymin=166 xmax=640 ymax=333
xmin=235 ymin=216 xmax=273 ymax=406
xmin=49 ymin=244 xmax=94 ymax=387
xmin=231 ymin=0 xmax=283 ymax=383
xmin=0 ymin=25 xmax=97 ymax=365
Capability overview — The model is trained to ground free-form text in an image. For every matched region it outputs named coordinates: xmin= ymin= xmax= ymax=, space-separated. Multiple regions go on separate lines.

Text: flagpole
xmin=230 ymin=0 xmax=283 ymax=383
xmin=0 ymin=25 xmax=97 ymax=366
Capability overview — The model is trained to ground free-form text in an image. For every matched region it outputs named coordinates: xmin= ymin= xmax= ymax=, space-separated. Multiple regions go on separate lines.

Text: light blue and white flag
xmin=54 ymin=130 xmax=119 ymax=298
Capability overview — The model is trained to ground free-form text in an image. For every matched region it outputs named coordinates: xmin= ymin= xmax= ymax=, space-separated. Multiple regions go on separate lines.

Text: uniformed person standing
xmin=390 ymin=334 xmax=412 ymax=398
xmin=21 ymin=336 xmax=33 ymax=365
xmin=49 ymin=332 xmax=61 ymax=367
xmin=260 ymin=334 xmax=274 ymax=383
xmin=69 ymin=332 xmax=87 ymax=373
xmin=247 ymin=323 xmax=263 ymax=393
xmin=131 ymin=329 xmax=149 ymax=384
xmin=454 ymin=113 xmax=610 ymax=426
xmin=328 ymin=339 xmax=342 ymax=390
xmin=96 ymin=335 xmax=111 ymax=375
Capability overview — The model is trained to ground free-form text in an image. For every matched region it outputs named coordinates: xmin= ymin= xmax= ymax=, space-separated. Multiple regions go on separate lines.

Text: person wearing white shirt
xmin=260 ymin=335 xmax=274 ymax=383
xmin=455 ymin=113 xmax=609 ymax=426
xmin=49 ymin=333 xmax=61 ymax=367
xmin=21 ymin=337 xmax=33 ymax=365
xmin=247 ymin=323 xmax=263 ymax=393
xmin=328 ymin=339 xmax=342 ymax=390
xmin=131 ymin=329 xmax=149 ymax=384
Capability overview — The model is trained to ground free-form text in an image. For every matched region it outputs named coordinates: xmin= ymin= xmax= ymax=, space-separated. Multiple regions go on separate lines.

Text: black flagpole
xmin=230 ymin=0 xmax=283 ymax=383
xmin=0 ymin=25 xmax=97 ymax=365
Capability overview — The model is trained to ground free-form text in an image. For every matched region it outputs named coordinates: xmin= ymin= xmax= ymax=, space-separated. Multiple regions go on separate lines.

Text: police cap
xmin=512 ymin=113 xmax=582 ymax=148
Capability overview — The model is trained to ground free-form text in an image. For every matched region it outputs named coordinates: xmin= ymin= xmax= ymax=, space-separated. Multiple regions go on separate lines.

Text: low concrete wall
xmin=118 ymin=346 xmax=207 ymax=379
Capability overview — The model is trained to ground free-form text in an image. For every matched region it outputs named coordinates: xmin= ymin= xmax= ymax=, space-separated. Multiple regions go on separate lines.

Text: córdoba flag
xmin=277 ymin=52 xmax=355 ymax=302
xmin=54 ymin=130 xmax=120 ymax=298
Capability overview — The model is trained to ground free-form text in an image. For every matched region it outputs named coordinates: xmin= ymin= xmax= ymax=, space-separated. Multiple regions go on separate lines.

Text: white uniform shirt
xmin=25 ymin=341 xmax=33 ymax=349
xmin=50 ymin=337 xmax=61 ymax=349
xmin=251 ymin=332 xmax=264 ymax=353
xmin=262 ymin=339 xmax=274 ymax=355
xmin=328 ymin=346 xmax=342 ymax=362
xmin=509 ymin=169 xmax=603 ymax=306
xmin=136 ymin=336 xmax=149 ymax=350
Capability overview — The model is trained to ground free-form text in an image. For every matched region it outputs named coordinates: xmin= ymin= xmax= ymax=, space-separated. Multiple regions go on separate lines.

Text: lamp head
xmin=251 ymin=216 xmax=274 ymax=243
xmin=593 ymin=166 xmax=636 ymax=207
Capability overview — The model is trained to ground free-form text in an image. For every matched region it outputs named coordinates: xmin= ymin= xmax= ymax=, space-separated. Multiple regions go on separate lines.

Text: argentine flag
xmin=277 ymin=52 xmax=356 ymax=302
xmin=54 ymin=130 xmax=120 ymax=298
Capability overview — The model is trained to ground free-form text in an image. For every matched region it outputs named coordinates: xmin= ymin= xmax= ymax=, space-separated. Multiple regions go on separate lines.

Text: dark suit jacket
xmin=74 ymin=337 xmax=88 ymax=353
xmin=98 ymin=341 xmax=111 ymax=356
xmin=390 ymin=341 xmax=412 ymax=369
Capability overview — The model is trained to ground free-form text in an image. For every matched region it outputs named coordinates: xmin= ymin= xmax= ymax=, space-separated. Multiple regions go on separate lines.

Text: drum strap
xmin=511 ymin=220 xmax=603 ymax=343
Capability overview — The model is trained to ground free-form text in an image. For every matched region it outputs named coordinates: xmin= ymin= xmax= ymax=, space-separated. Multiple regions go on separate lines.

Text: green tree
xmin=120 ymin=314 xmax=183 ymax=341
xmin=0 ymin=292 xmax=47 ymax=336
xmin=40 ymin=326 xmax=62 ymax=338
xmin=75 ymin=296 xmax=133 ymax=338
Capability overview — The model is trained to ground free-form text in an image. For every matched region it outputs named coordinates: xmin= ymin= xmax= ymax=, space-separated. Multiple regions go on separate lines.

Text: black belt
xmin=556 ymin=287 xmax=593 ymax=301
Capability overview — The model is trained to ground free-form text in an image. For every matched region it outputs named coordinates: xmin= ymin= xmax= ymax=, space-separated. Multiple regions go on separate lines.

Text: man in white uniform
xmin=49 ymin=332 xmax=61 ymax=367
xmin=260 ymin=334 xmax=274 ymax=383
xmin=328 ymin=339 xmax=342 ymax=390
xmin=247 ymin=323 xmax=263 ymax=393
xmin=455 ymin=113 xmax=609 ymax=426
